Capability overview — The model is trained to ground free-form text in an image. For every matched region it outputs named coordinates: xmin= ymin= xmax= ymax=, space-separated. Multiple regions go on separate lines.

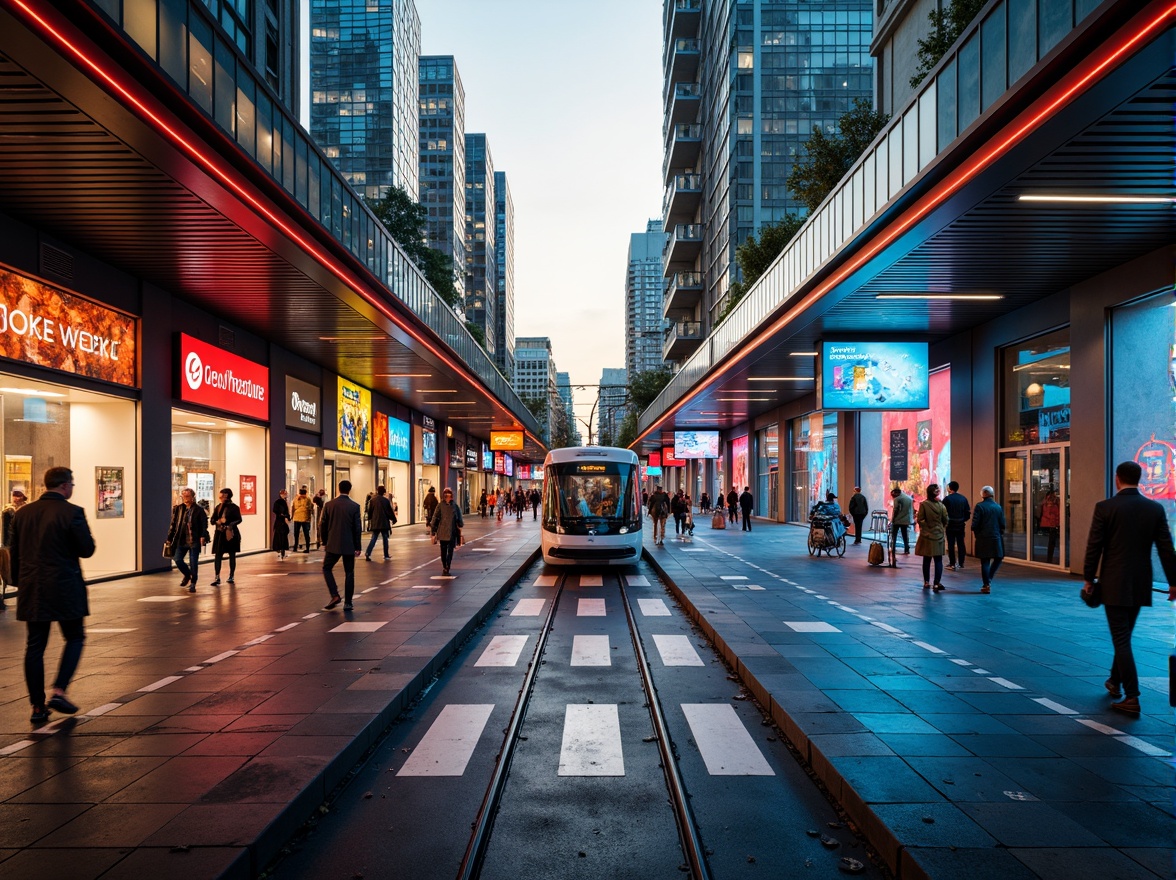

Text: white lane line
xmin=475 ymin=635 xmax=530 ymax=667
xmin=397 ymin=704 xmax=495 ymax=776
xmin=627 ymin=575 xmax=650 ymax=586
xmin=362 ymin=587 xmax=378 ymax=593
xmin=0 ymin=740 xmax=35 ymax=756
xmin=330 ymin=622 xmax=388 ymax=633
xmin=680 ymin=548 xmax=706 ymax=552
xmin=871 ymin=622 xmax=904 ymax=634
xmin=534 ymin=575 xmax=558 ymax=586
xmin=381 ymin=577 xmax=397 ymax=585
xmin=204 ymin=650 xmax=239 ymax=664
xmin=638 ymin=598 xmax=671 ymax=616
xmin=720 ymin=576 xmax=748 ymax=581
xmin=1116 ymin=735 xmax=1170 ymax=757
xmin=732 ymin=584 xmax=765 ymax=591
xmin=950 ymin=658 xmax=972 ymax=666
xmin=1032 ymin=698 xmax=1077 ymax=715
xmin=471 ymin=548 xmax=495 ymax=552
xmin=912 ymin=641 xmax=947 ymax=654
xmin=972 ymin=668 xmax=992 ymax=675
xmin=243 ymin=635 xmax=274 ymax=645
xmin=783 ymin=621 xmax=841 ymax=633
xmin=512 ymin=598 xmax=546 ymax=617
xmin=681 ymin=704 xmax=774 ymax=776
xmin=85 ymin=703 xmax=121 ymax=717
xmin=275 ymin=623 xmax=300 ymax=632
xmin=1077 ymin=719 xmax=1123 ymax=735
xmin=558 ymin=704 xmax=624 ymax=776
xmin=183 ymin=666 xmax=203 ymax=672
xmin=90 ymin=628 xmax=136 ymax=633
xmin=652 ymin=634 xmax=704 ymax=667
xmin=571 ymin=635 xmax=611 ymax=666
xmin=302 ymin=613 xmax=321 ymax=619
xmin=430 ymin=575 xmax=457 ymax=581
xmin=139 ymin=596 xmax=186 ymax=603
xmin=412 ymin=585 xmax=442 ymax=590
xmin=578 ymin=575 xmax=604 ymax=587
xmin=138 ymin=676 xmax=182 ymax=693
xmin=577 ymin=598 xmax=607 ymax=617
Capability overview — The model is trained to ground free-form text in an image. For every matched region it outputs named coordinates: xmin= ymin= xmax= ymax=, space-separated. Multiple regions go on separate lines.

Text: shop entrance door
xmin=998 ymin=445 xmax=1069 ymax=567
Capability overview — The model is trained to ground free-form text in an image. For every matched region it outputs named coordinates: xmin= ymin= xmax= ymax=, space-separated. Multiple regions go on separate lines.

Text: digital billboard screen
xmin=421 ymin=430 xmax=436 ymax=465
xmin=674 ymin=430 xmax=720 ymax=459
xmin=820 ymin=341 xmax=929 ymax=411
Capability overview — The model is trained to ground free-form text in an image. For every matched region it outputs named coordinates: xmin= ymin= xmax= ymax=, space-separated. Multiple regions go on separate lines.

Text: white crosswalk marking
xmin=637 ymin=598 xmax=671 ymax=616
xmin=475 ymin=635 xmax=529 ymax=667
xmin=329 ymin=622 xmax=388 ymax=633
xmin=534 ymin=575 xmax=558 ymax=586
xmin=627 ymin=575 xmax=650 ymax=586
xmin=397 ymin=704 xmax=495 ymax=776
xmin=783 ymin=621 xmax=841 ymax=633
xmin=577 ymin=598 xmax=606 ymax=616
xmin=559 ymin=704 xmax=624 ymax=776
xmin=511 ymin=598 xmax=546 ymax=616
xmin=578 ymin=574 xmax=603 ymax=587
xmin=652 ymin=634 xmax=705 ymax=667
xmin=682 ymin=704 xmax=775 ymax=775
xmin=571 ymin=635 xmax=611 ymax=666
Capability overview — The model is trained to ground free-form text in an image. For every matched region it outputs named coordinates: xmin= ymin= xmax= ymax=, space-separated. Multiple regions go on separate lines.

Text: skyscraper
xmin=598 ymin=368 xmax=628 ymax=447
xmin=419 ymin=56 xmax=466 ymax=302
xmin=626 ymin=219 xmax=669 ymax=381
xmin=464 ymin=133 xmax=496 ymax=358
xmin=556 ymin=372 xmax=581 ymax=446
xmin=494 ymin=170 xmax=515 ymax=380
xmin=310 ymin=0 xmax=421 ymax=201
xmin=662 ymin=0 xmax=872 ymax=361
xmin=514 ymin=338 xmax=559 ymax=445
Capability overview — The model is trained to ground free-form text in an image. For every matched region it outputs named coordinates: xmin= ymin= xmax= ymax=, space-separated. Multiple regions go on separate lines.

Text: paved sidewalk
xmin=644 ymin=516 xmax=1174 ymax=880
xmin=0 ymin=514 xmax=541 ymax=879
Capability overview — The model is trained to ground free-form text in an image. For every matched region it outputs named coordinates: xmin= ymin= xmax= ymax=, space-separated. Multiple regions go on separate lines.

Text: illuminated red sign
xmin=177 ymin=334 xmax=269 ymax=420
xmin=662 ymin=447 xmax=687 ymax=467
xmin=648 ymin=451 xmax=662 ymax=467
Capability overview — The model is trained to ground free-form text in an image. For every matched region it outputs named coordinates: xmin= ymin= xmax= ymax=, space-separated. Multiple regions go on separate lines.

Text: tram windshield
xmin=543 ymin=460 xmax=639 ymax=534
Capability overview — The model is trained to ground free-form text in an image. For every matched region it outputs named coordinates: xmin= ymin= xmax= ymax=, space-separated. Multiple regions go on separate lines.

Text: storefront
xmin=754 ymin=424 xmax=778 ymax=518
xmin=787 ymin=414 xmax=835 ymax=522
xmin=330 ymin=376 xmax=375 ymax=521
xmin=415 ymin=415 xmax=440 ymax=522
xmin=373 ymin=410 xmax=411 ymax=524
xmin=283 ymin=375 xmax=324 ymax=498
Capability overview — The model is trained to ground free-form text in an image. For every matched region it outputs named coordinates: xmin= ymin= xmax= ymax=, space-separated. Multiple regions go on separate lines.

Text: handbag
xmin=1080 ymin=582 xmax=1102 ymax=608
xmin=224 ymin=525 xmax=236 ymax=542
xmin=162 ymin=540 xmax=174 ymax=558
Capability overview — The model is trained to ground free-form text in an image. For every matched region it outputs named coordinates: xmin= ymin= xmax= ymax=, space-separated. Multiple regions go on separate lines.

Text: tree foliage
xmin=366 ymin=186 xmax=461 ymax=309
xmin=615 ymin=409 xmax=639 ymax=450
xmin=521 ymin=393 xmax=548 ymax=425
xmin=464 ymin=320 xmax=486 ymax=348
xmin=629 ymin=368 xmax=673 ymax=412
xmin=716 ymin=215 xmax=805 ymax=324
xmin=786 ymin=99 xmax=889 ymax=213
xmin=910 ymin=0 xmax=988 ymax=88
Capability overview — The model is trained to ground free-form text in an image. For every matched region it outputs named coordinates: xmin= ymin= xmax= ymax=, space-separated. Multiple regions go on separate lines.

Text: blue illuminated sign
xmin=387 ymin=416 xmax=410 ymax=462
xmin=482 ymin=444 xmax=493 ymax=471
xmin=422 ymin=430 xmax=436 ymax=465
xmin=820 ymin=341 xmax=929 ymax=411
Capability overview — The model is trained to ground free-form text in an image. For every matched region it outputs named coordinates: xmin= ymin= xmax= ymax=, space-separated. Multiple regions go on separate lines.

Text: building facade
xmin=494 ymin=170 xmax=516 ymax=380
xmin=464 ymin=133 xmax=496 ymax=358
xmin=514 ymin=338 xmax=559 ymax=445
xmin=556 ymin=372 xmax=581 ymax=446
xmin=310 ymin=0 xmax=421 ymax=201
xmin=626 ymin=219 xmax=670 ymax=381
xmin=419 ymin=55 xmax=466 ymax=303
xmin=598 ymin=368 xmax=628 ymax=447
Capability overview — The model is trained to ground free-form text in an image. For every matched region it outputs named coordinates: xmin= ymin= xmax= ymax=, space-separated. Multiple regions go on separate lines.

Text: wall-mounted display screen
xmin=662 ymin=446 xmax=687 ymax=467
xmin=337 ymin=378 xmax=371 ymax=453
xmin=387 ymin=417 xmax=411 ymax=462
xmin=820 ymin=341 xmax=929 ymax=411
xmin=504 ymin=456 xmax=514 ymax=477
xmin=482 ymin=444 xmax=493 ymax=471
xmin=674 ymin=430 xmax=719 ymax=459
xmin=421 ymin=430 xmax=436 ymax=465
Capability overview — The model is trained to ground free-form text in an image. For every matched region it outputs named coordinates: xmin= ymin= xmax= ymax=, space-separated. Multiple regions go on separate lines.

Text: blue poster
xmin=422 ymin=430 xmax=436 ymax=465
xmin=387 ymin=417 xmax=411 ymax=462
xmin=821 ymin=341 xmax=929 ymax=410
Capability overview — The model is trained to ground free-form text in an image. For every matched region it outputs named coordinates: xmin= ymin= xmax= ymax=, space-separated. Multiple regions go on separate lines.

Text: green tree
xmin=615 ymin=409 xmax=639 ymax=450
xmin=787 ymin=99 xmax=890 ymax=213
xmin=521 ymin=393 xmax=549 ymax=425
xmin=550 ymin=404 xmax=577 ymax=449
xmin=366 ymin=186 xmax=461 ymax=309
xmin=464 ymin=320 xmax=486 ymax=348
xmin=629 ymin=368 xmax=673 ymax=412
xmin=910 ymin=0 xmax=988 ymax=88
xmin=716 ymin=215 xmax=806 ymax=324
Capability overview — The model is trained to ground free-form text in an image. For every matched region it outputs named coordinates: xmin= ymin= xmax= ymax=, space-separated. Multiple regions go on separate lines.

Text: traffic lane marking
xmin=571 ymin=635 xmax=611 ymax=667
xmin=651 ymin=634 xmax=704 ymax=667
xmin=558 ymin=704 xmax=624 ymax=776
xmin=681 ymin=704 xmax=774 ymax=775
xmin=475 ymin=635 xmax=530 ymax=667
xmin=397 ymin=704 xmax=495 ymax=776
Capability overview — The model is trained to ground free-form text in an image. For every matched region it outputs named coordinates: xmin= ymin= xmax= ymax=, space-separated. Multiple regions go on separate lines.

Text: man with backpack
xmin=648 ymin=485 xmax=670 ymax=545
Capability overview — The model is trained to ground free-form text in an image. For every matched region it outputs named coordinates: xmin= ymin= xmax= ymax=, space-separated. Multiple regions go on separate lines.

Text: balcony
xmin=663 ymin=271 xmax=703 ymax=316
xmin=664 ymin=124 xmax=701 ymax=182
xmin=664 ymin=320 xmax=704 ymax=361
xmin=663 ymin=173 xmax=701 ymax=228
xmin=666 ymin=38 xmax=700 ymax=83
xmin=666 ymin=0 xmax=700 ymax=40
xmin=666 ymin=81 xmax=700 ymax=126
xmin=664 ymin=223 xmax=702 ymax=267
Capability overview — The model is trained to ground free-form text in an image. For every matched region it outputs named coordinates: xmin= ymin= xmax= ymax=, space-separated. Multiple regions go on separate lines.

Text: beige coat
xmin=915 ymin=499 xmax=948 ymax=556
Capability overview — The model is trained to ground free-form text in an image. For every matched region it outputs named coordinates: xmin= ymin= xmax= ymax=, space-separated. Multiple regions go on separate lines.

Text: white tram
xmin=540 ymin=446 xmax=643 ymax=565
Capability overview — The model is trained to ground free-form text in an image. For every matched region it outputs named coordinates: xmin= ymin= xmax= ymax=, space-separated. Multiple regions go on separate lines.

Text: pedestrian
xmin=167 ymin=487 xmax=210 ymax=591
xmin=915 ymin=484 xmax=949 ymax=592
xmin=670 ymin=490 xmax=688 ymax=536
xmin=642 ymin=489 xmax=649 ymax=508
xmin=321 ymin=480 xmax=362 ymax=610
xmin=364 ymin=485 xmax=395 ymax=561
xmin=1 ymin=488 xmax=28 ymax=606
xmin=1082 ymin=461 xmax=1176 ymax=715
xmin=1039 ymin=487 xmax=1060 ymax=565
xmin=726 ymin=487 xmax=739 ymax=524
xmin=271 ymin=489 xmax=291 ymax=559
xmin=847 ymin=487 xmax=868 ymax=544
xmin=648 ymin=485 xmax=670 ymax=545
xmin=739 ymin=486 xmax=754 ymax=531
xmin=487 ymin=490 xmax=497 ymax=520
xmin=291 ymin=486 xmax=314 ymax=553
xmin=971 ymin=486 xmax=1005 ymax=594
xmin=530 ymin=487 xmax=541 ymax=520
xmin=312 ymin=489 xmax=326 ymax=548
xmin=10 ymin=467 xmax=95 ymax=724
xmin=942 ymin=481 xmax=971 ymax=570
xmin=209 ymin=488 xmax=242 ymax=586
xmin=429 ymin=487 xmax=464 ymax=575
xmin=699 ymin=491 xmax=711 ymax=514
xmin=479 ymin=489 xmax=488 ymax=518
xmin=423 ymin=486 xmax=439 ymax=529
xmin=889 ymin=487 xmax=913 ymax=557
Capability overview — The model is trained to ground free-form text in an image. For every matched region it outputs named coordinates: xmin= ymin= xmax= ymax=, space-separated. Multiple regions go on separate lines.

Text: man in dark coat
xmin=970 ymin=486 xmax=1005 ymax=594
xmin=726 ymin=487 xmax=739 ymax=524
xmin=168 ymin=487 xmax=210 ymax=592
xmin=364 ymin=485 xmax=395 ymax=561
xmin=10 ymin=467 xmax=95 ymax=723
xmin=1082 ymin=461 xmax=1176 ymax=715
xmin=321 ymin=480 xmax=363 ymax=610
xmin=847 ymin=487 xmax=868 ymax=543
xmin=942 ymin=481 xmax=971 ymax=570
xmin=429 ymin=487 xmax=465 ymax=575
xmin=739 ymin=486 xmax=754 ymax=531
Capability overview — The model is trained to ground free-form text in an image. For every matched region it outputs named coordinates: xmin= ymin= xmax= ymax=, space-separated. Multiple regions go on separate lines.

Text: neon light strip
xmin=11 ymin=0 xmax=537 ymax=446
xmin=636 ymin=1 xmax=1176 ymax=444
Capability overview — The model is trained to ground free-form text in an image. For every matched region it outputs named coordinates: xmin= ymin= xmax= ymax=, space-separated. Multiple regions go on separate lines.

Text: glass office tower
xmin=419 ymin=55 xmax=466 ymax=303
xmin=464 ymin=133 xmax=496 ymax=359
xmin=494 ymin=170 xmax=515 ymax=380
xmin=626 ymin=219 xmax=670 ymax=381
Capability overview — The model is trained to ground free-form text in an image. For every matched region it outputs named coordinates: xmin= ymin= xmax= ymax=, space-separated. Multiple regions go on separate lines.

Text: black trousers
xmin=323 ymin=552 xmax=355 ymax=602
xmin=439 ymin=539 xmax=456 ymax=570
xmin=25 ymin=618 xmax=85 ymax=707
xmin=946 ymin=523 xmax=967 ymax=565
xmin=852 ymin=514 xmax=865 ymax=542
xmin=1105 ymin=604 xmax=1142 ymax=698
xmin=741 ymin=509 xmax=752 ymax=530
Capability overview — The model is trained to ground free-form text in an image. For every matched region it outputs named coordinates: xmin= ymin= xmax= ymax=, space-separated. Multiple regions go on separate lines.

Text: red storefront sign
xmin=239 ymin=475 xmax=257 ymax=515
xmin=662 ymin=447 xmax=687 ymax=467
xmin=177 ymin=333 xmax=269 ymax=420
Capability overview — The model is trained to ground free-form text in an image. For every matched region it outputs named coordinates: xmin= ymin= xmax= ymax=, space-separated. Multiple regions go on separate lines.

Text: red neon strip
xmin=636 ymin=0 xmax=1176 ymax=445
xmin=11 ymin=0 xmax=525 ymax=432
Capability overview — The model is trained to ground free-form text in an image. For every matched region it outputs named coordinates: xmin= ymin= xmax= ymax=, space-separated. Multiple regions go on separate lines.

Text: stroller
xmin=807 ymin=512 xmax=847 ymax=557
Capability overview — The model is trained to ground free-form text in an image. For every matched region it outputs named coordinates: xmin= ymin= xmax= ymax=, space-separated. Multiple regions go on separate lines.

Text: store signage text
xmin=285 ymin=376 xmax=321 ymax=430
xmin=490 ymin=430 xmax=524 ymax=451
xmin=179 ymin=334 xmax=268 ymax=420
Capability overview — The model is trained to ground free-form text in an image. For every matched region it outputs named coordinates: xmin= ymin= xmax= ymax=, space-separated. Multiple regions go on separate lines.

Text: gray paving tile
xmin=957 ymin=802 xmax=1104 ymax=847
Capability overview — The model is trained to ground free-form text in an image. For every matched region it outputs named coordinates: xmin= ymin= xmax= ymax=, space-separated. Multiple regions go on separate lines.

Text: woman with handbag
xmin=428 ymin=487 xmax=464 ymax=575
xmin=271 ymin=489 xmax=291 ymax=559
xmin=210 ymin=488 xmax=242 ymax=586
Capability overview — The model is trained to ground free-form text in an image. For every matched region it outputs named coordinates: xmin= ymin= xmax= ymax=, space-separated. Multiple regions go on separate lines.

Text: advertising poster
xmin=372 ymin=412 xmax=389 ymax=458
xmin=494 ymin=451 xmax=505 ymax=474
xmin=337 ymin=378 xmax=371 ymax=454
xmin=731 ymin=435 xmax=748 ymax=491
xmin=388 ymin=417 xmax=411 ymax=462
xmin=518 ymin=464 xmax=531 ymax=480
xmin=482 ymin=444 xmax=494 ymax=471
xmin=881 ymin=368 xmax=951 ymax=505
xmin=504 ymin=455 xmax=514 ymax=477
xmin=889 ymin=430 xmax=909 ymax=480
xmin=95 ymin=467 xmax=123 ymax=519
xmin=239 ymin=475 xmax=257 ymax=515
xmin=674 ymin=430 xmax=720 ymax=459
xmin=820 ymin=341 xmax=929 ymax=411
xmin=422 ymin=430 xmax=437 ymax=465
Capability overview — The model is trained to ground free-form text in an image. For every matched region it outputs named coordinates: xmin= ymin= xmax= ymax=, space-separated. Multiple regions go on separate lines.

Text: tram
xmin=540 ymin=446 xmax=643 ymax=565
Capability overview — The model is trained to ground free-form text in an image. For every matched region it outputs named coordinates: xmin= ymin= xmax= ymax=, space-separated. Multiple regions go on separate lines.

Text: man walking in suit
xmin=1082 ymin=461 xmax=1176 ymax=715
xmin=10 ymin=467 xmax=96 ymax=724
xmin=739 ymin=486 xmax=754 ymax=531
xmin=320 ymin=480 xmax=362 ymax=611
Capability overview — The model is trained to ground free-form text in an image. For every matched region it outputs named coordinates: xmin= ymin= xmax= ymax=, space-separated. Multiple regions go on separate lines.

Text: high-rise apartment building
xmin=494 ymin=170 xmax=516 ymax=380
xmin=662 ymin=0 xmax=872 ymax=363
xmin=514 ymin=338 xmax=559 ymax=445
xmin=597 ymin=368 xmax=628 ymax=447
xmin=626 ymin=219 xmax=669 ymax=381
xmin=419 ymin=56 xmax=466 ymax=302
xmin=310 ymin=0 xmax=421 ymax=201
xmin=464 ymin=134 xmax=496 ymax=357
xmin=556 ymin=372 xmax=581 ymax=446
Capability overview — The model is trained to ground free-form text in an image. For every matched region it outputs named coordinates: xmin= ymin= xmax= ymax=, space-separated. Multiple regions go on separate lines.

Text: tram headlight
xmin=618 ymin=527 xmax=629 ymax=534
xmin=557 ymin=525 xmax=566 ymax=535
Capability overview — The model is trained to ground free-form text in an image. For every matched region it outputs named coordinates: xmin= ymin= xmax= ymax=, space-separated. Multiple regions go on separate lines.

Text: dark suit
xmin=1083 ymin=486 xmax=1176 ymax=699
xmin=321 ymin=494 xmax=362 ymax=603
xmin=971 ymin=498 xmax=1005 ymax=587
xmin=739 ymin=491 xmax=754 ymax=531
xmin=10 ymin=491 xmax=96 ymax=709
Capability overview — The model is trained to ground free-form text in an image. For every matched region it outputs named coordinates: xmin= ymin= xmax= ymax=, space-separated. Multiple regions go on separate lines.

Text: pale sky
xmin=419 ymin=0 xmax=665 ymax=429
